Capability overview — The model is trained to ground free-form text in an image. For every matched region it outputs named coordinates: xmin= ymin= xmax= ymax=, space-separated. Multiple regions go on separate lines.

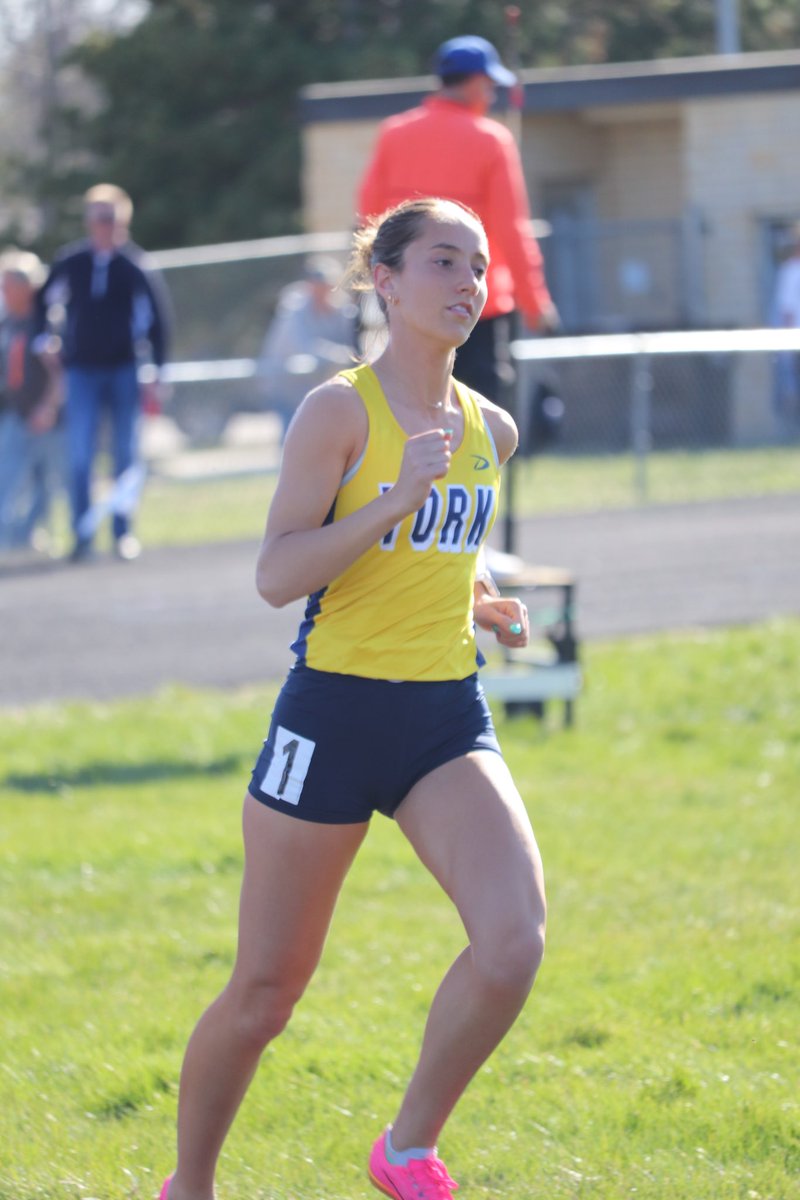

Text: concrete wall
xmin=302 ymin=119 xmax=382 ymax=232
xmin=517 ymin=113 xmax=606 ymax=214
xmin=684 ymin=92 xmax=800 ymax=325
xmin=300 ymin=88 xmax=800 ymax=443
xmin=683 ymin=92 xmax=800 ymax=441
xmin=301 ymin=103 xmax=688 ymax=232
xmin=589 ymin=106 xmax=684 ymax=221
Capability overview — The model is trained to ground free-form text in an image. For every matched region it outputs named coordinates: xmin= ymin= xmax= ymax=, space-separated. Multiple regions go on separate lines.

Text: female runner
xmin=160 ymin=196 xmax=546 ymax=1200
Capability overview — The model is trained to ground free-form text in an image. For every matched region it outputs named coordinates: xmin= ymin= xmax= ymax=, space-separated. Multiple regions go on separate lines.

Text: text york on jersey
xmin=379 ymin=484 xmax=495 ymax=553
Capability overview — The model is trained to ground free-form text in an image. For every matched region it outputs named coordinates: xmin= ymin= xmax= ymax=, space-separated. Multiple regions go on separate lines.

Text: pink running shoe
xmin=368 ymin=1130 xmax=459 ymax=1199
xmin=158 ymin=1177 xmax=173 ymax=1200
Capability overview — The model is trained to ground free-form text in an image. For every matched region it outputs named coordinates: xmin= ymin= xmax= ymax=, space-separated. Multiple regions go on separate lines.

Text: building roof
xmin=299 ymin=49 xmax=800 ymax=123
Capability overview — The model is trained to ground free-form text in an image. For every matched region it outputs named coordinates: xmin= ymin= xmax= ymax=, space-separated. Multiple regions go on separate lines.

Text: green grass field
xmin=1 ymin=620 xmax=798 ymax=1198
xmin=137 ymin=444 xmax=800 ymax=549
xmin=41 ymin=442 xmax=800 ymax=554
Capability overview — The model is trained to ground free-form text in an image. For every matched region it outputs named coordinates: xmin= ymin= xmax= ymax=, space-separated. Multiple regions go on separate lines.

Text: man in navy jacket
xmin=35 ymin=183 xmax=171 ymax=561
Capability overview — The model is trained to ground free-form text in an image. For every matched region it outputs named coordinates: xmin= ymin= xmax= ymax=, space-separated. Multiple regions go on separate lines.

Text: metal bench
xmin=479 ymin=564 xmax=582 ymax=727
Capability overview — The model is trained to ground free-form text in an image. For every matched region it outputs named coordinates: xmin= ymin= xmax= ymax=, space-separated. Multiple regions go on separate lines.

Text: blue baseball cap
xmin=434 ymin=36 xmax=517 ymax=86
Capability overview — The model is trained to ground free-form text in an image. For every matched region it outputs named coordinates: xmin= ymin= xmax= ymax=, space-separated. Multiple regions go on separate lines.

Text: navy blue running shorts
xmin=249 ymin=664 xmax=502 ymax=824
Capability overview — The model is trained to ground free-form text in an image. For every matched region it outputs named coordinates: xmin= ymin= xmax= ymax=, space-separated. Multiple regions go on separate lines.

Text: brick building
xmin=299 ymin=50 xmax=800 ymax=443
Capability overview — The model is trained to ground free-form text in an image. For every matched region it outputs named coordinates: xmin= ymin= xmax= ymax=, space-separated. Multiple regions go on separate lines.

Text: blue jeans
xmin=0 ymin=411 xmax=64 ymax=549
xmin=65 ymin=364 xmax=141 ymax=541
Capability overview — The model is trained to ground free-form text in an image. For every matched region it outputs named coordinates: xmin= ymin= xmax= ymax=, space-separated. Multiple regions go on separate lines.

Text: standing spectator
xmin=35 ymin=183 xmax=171 ymax=562
xmin=357 ymin=34 xmax=558 ymax=407
xmin=257 ymin=255 xmax=357 ymax=438
xmin=773 ymin=221 xmax=800 ymax=439
xmin=0 ymin=249 xmax=63 ymax=554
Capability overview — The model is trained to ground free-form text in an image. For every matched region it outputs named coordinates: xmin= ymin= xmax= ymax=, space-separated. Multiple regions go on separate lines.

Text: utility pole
xmin=715 ymin=0 xmax=741 ymax=54
xmin=502 ymin=4 xmax=523 ymax=555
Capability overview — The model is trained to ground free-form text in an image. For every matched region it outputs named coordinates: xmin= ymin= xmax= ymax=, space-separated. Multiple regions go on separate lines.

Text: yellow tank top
xmin=291 ymin=363 xmax=501 ymax=681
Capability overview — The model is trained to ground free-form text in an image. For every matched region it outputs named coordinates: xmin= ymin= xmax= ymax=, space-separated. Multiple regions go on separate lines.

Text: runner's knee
xmin=227 ymin=974 xmax=305 ymax=1049
xmin=473 ymin=916 xmax=545 ymax=995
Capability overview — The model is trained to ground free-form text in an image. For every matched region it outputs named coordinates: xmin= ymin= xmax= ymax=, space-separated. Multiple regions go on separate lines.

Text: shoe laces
xmin=406 ymin=1154 xmax=459 ymax=1198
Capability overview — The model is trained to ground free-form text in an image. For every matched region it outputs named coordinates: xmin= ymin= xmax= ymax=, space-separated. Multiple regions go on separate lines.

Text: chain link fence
xmin=513 ymin=328 xmax=800 ymax=456
xmin=147 ymin=234 xmax=800 ymax=520
xmin=151 ymin=233 xmax=353 ymax=444
xmin=540 ymin=213 xmax=707 ymax=332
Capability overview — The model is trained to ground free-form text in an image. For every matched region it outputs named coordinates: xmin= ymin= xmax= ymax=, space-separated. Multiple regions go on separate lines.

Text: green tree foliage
xmin=69 ymin=0 xmax=507 ymax=249
xmin=7 ymin=0 xmax=800 ymax=252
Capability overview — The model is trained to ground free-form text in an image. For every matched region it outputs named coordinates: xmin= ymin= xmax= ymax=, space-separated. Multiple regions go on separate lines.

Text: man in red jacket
xmin=357 ymin=34 xmax=559 ymax=405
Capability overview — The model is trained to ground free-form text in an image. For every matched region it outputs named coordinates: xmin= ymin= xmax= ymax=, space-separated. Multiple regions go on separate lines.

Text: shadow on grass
xmin=3 ymin=754 xmax=244 ymax=794
xmin=92 ymin=1073 xmax=174 ymax=1122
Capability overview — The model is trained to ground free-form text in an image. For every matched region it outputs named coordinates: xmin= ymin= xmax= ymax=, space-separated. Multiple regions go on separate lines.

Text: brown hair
xmin=348 ymin=197 xmax=484 ymax=318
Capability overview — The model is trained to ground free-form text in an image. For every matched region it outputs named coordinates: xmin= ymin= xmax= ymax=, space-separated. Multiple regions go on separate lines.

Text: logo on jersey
xmin=471 ymin=454 xmax=491 ymax=471
xmin=378 ymin=483 xmax=496 ymax=554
